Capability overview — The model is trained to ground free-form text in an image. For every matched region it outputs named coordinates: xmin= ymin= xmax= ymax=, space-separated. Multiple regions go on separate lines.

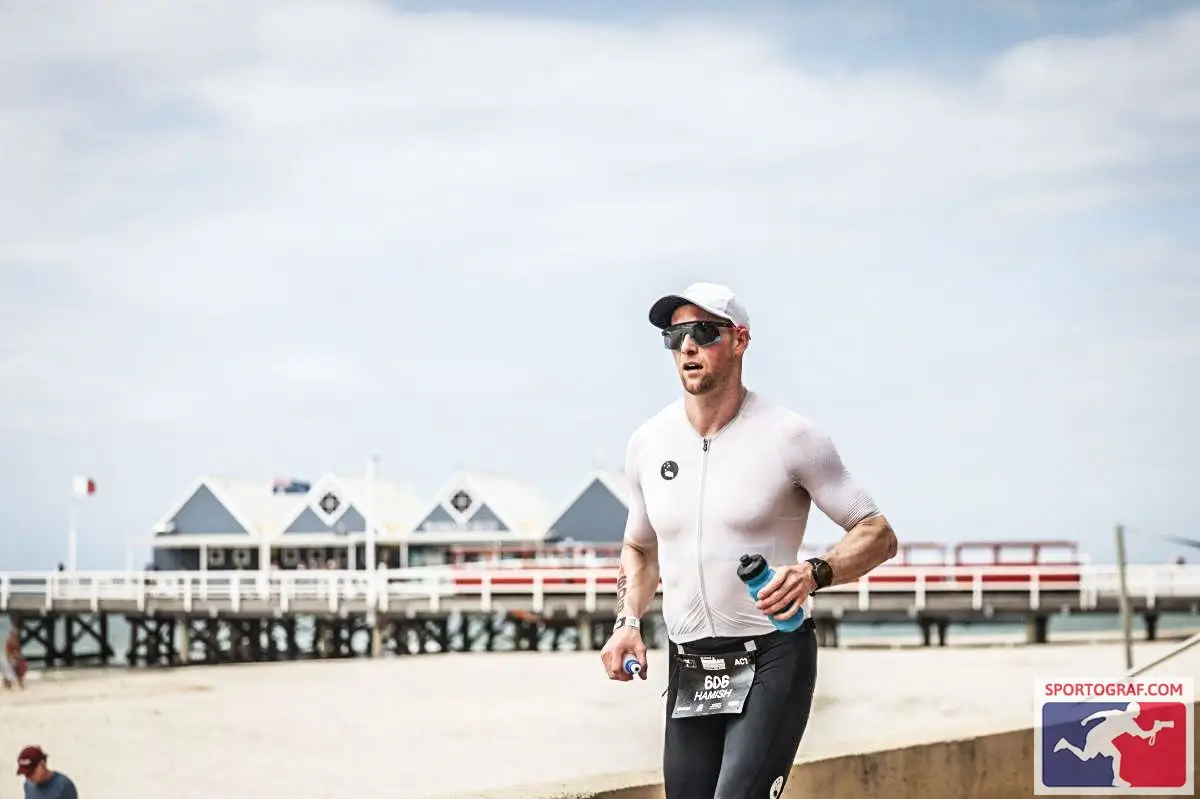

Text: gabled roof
xmin=209 ymin=476 xmax=308 ymax=535
xmin=411 ymin=470 xmax=554 ymax=538
xmin=155 ymin=473 xmax=424 ymax=540
xmin=543 ymin=469 xmax=630 ymax=540
xmin=155 ymin=476 xmax=266 ymax=536
xmin=547 ymin=470 xmax=627 ymax=521
xmin=465 ymin=471 xmax=554 ymax=535
xmin=273 ymin=472 xmax=425 ymax=538
xmin=332 ymin=474 xmax=426 ymax=535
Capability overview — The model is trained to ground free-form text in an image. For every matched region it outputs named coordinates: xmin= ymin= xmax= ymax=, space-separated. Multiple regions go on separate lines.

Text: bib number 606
xmin=703 ymin=674 xmax=731 ymax=690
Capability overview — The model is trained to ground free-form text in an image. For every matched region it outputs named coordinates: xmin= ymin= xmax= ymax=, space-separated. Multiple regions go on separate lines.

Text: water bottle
xmin=737 ymin=553 xmax=806 ymax=632
xmin=623 ymin=654 xmax=642 ymax=676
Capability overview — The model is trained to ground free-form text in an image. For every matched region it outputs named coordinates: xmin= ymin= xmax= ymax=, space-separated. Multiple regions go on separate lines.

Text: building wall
xmin=407 ymin=544 xmax=450 ymax=566
xmin=151 ymin=544 xmax=404 ymax=572
xmin=152 ymin=547 xmax=259 ymax=571
xmin=269 ymin=543 xmax=399 ymax=569
xmin=153 ymin=548 xmax=201 ymax=571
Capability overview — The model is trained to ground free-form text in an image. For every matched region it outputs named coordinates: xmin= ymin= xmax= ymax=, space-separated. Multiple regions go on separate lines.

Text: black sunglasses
xmin=662 ymin=320 xmax=734 ymax=350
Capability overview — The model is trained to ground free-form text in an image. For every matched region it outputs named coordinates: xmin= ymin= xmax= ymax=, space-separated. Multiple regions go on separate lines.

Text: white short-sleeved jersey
xmin=622 ymin=390 xmax=879 ymax=644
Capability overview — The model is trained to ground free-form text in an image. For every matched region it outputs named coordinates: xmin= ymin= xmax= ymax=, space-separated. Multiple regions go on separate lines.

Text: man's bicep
xmin=623 ymin=501 xmax=657 ymax=550
xmin=622 ymin=474 xmax=658 ymax=551
xmin=622 ymin=431 xmax=658 ymax=550
xmin=788 ymin=425 xmax=879 ymax=531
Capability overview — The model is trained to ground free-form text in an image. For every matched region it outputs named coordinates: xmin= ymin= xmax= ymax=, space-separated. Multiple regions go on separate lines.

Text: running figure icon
xmin=1053 ymin=702 xmax=1175 ymax=788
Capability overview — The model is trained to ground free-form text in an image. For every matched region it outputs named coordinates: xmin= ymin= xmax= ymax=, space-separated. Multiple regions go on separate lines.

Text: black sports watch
xmin=805 ymin=557 xmax=833 ymax=592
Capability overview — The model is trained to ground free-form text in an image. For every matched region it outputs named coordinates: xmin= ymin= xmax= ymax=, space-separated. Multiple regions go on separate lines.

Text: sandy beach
xmin=2 ymin=638 xmax=1197 ymax=798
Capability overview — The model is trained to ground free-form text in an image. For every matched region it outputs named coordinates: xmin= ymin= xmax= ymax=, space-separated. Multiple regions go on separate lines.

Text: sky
xmin=1 ymin=0 xmax=1197 ymax=569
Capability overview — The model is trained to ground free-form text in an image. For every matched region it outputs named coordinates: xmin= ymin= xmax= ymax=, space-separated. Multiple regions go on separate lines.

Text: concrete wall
xmin=491 ymin=703 xmax=1198 ymax=799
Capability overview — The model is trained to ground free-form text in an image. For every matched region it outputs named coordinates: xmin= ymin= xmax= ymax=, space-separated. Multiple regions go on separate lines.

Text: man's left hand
xmin=755 ymin=563 xmax=816 ymax=619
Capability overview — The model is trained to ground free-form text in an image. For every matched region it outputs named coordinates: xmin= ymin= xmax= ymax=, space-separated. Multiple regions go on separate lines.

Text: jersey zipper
xmin=691 ymin=390 xmax=750 ymax=640
xmin=696 ymin=437 xmax=716 ymax=637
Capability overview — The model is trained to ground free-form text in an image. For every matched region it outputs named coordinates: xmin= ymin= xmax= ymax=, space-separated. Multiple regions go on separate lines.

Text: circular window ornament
xmin=318 ymin=492 xmax=341 ymax=515
xmin=449 ymin=490 xmax=473 ymax=514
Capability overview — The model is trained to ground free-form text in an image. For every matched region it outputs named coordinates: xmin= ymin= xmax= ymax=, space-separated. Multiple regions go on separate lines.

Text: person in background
xmin=3 ymin=629 xmax=26 ymax=690
xmin=17 ymin=746 xmax=78 ymax=798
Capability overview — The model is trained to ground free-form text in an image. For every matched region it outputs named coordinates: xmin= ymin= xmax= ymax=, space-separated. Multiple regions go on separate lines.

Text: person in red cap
xmin=16 ymin=746 xmax=77 ymax=798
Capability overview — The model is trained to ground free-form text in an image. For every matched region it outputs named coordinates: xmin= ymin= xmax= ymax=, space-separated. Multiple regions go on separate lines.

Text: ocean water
xmin=839 ymin=610 xmax=1200 ymax=641
xmin=3 ymin=609 xmax=1198 ymax=667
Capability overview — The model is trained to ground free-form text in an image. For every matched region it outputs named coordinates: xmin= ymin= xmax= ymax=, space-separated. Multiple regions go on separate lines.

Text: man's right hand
xmin=600 ymin=627 xmax=647 ymax=681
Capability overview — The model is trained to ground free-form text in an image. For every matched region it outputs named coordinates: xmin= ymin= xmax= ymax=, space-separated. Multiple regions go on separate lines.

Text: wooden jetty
xmin=3 ymin=559 xmax=1199 ymax=669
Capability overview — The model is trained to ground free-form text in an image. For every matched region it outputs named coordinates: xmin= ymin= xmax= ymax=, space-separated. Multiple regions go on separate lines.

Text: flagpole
xmin=67 ymin=475 xmax=94 ymax=572
xmin=67 ymin=496 xmax=78 ymax=572
xmin=366 ymin=455 xmax=380 ymax=657
xmin=366 ymin=455 xmax=378 ymax=577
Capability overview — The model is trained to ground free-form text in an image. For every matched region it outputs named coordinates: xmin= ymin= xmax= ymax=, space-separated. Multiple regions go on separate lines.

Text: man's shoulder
xmin=745 ymin=391 xmax=822 ymax=436
xmin=53 ymin=772 xmax=78 ymax=797
xmin=42 ymin=772 xmax=77 ymax=792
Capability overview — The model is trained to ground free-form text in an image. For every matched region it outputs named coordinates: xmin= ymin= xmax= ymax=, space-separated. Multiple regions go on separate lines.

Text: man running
xmin=600 ymin=282 xmax=897 ymax=799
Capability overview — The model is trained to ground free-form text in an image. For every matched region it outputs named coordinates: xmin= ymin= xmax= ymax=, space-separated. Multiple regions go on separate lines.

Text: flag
xmin=72 ymin=475 xmax=96 ymax=498
xmin=272 ymin=478 xmax=311 ymax=494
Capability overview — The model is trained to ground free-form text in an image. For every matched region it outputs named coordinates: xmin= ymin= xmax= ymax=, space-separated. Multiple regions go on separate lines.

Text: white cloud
xmin=3 ymin=3 xmax=1197 ymax=307
xmin=1 ymin=2 xmax=1198 ymax=568
xmin=0 ymin=8 xmax=1194 ymax=309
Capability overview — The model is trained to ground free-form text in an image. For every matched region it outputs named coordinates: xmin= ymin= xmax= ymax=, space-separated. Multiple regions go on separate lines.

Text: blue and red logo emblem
xmin=1035 ymin=677 xmax=1194 ymax=795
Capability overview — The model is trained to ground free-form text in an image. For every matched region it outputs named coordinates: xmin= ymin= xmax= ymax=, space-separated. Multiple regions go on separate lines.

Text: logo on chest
xmin=660 ymin=460 xmax=678 ymax=480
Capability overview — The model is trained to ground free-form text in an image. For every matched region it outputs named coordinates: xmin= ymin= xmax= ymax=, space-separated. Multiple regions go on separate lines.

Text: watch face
xmin=810 ymin=559 xmax=831 ymax=587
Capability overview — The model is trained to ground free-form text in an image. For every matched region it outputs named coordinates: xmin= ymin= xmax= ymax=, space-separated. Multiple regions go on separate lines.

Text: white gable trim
xmin=150 ymin=533 xmax=263 ymax=549
xmin=154 ymin=476 xmax=261 ymax=537
xmin=409 ymin=471 xmax=523 ymax=535
xmin=404 ymin=529 xmax=547 ymax=545
xmin=155 ymin=477 xmax=208 ymax=532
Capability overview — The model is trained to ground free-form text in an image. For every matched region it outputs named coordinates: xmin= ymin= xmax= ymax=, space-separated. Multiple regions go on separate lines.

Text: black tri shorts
xmin=662 ymin=619 xmax=818 ymax=799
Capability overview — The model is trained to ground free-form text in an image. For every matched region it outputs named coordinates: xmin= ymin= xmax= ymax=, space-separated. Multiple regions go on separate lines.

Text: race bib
xmin=670 ymin=649 xmax=756 ymax=718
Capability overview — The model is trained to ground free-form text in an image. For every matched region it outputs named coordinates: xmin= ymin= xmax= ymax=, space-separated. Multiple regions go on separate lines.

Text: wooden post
xmin=1115 ymin=524 xmax=1133 ymax=671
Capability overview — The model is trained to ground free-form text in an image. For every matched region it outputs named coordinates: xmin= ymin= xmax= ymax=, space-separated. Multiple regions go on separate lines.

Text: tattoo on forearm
xmin=615 ymin=567 xmax=628 ymax=616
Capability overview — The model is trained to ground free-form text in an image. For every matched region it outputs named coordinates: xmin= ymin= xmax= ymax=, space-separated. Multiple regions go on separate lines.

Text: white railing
xmin=2 ymin=565 xmax=1198 ymax=616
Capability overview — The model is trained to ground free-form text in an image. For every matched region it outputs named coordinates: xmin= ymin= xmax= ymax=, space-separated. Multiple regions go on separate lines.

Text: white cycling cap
xmin=648 ymin=282 xmax=751 ymax=331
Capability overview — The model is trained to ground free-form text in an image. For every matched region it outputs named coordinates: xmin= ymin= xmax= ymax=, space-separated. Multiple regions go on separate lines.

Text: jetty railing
xmin=3 ymin=564 xmax=1199 ymax=616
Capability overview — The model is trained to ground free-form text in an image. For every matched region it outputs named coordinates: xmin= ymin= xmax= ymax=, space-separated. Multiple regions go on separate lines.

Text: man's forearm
xmin=819 ymin=514 xmax=897 ymax=586
xmin=615 ymin=541 xmax=660 ymax=619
